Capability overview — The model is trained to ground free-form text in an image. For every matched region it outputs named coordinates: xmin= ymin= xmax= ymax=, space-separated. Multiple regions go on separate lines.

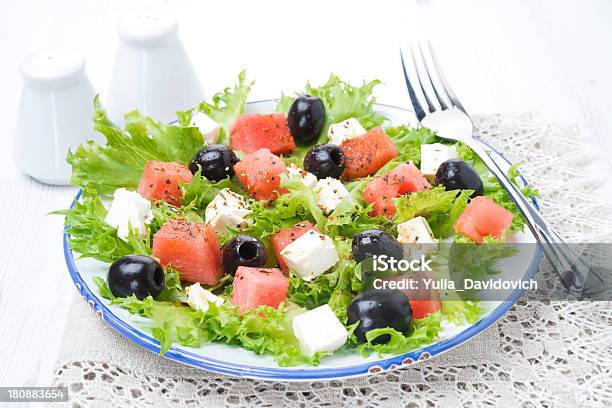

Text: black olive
xmin=435 ymin=159 xmax=483 ymax=197
xmin=287 ymin=95 xmax=325 ymax=145
xmin=303 ymin=144 xmax=345 ymax=179
xmin=107 ymin=255 xmax=165 ymax=300
xmin=189 ymin=144 xmax=239 ymax=181
xmin=222 ymin=235 xmax=267 ymax=275
xmin=352 ymin=229 xmax=403 ymax=264
xmin=347 ymin=289 xmax=413 ymax=344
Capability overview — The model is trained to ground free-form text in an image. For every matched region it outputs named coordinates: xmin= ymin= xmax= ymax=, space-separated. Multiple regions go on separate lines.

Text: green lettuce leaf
xmin=68 ymin=97 xmax=204 ymax=194
xmin=180 ymin=169 xmax=235 ymax=210
xmin=326 ymin=179 xmax=394 ymax=238
xmin=177 ymin=71 xmax=253 ymax=145
xmin=95 ymin=277 xmax=326 ymax=366
xmin=440 ymin=300 xmax=482 ymax=325
xmin=156 ymin=267 xmax=186 ymax=303
xmin=228 ymin=174 xmax=327 ymax=245
xmin=393 ymin=186 xmax=473 ymax=238
xmin=288 ymin=254 xmax=357 ymax=321
xmin=56 ymin=189 xmax=150 ymax=263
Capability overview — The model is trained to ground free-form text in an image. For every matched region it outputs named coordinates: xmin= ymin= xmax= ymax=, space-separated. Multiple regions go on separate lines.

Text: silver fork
xmin=400 ymin=42 xmax=606 ymax=296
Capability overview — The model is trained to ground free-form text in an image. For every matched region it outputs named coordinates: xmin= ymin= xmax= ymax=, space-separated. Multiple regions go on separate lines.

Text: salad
xmin=60 ymin=72 xmax=537 ymax=367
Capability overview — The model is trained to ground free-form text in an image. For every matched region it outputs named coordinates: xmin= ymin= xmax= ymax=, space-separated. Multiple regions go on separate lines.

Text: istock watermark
xmin=372 ymin=254 xmax=433 ymax=272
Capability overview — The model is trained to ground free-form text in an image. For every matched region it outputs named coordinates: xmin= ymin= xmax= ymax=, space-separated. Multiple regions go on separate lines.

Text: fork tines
xmin=400 ymin=42 xmax=466 ymax=119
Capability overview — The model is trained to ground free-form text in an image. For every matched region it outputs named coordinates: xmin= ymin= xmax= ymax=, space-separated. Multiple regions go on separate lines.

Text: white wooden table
xmin=1 ymin=0 xmax=611 ymax=388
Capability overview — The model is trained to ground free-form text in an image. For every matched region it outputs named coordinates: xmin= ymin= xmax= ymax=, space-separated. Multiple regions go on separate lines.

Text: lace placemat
xmin=51 ymin=114 xmax=612 ymax=407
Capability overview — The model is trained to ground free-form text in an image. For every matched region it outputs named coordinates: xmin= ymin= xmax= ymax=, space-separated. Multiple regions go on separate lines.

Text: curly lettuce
xmin=326 ymin=179 xmax=394 ymax=238
xmin=393 ymin=186 xmax=474 ymax=239
xmin=67 ymin=97 xmax=204 ymax=195
xmin=177 ymin=71 xmax=253 ymax=145
xmin=55 ymin=189 xmax=150 ymax=263
xmin=223 ymin=174 xmax=327 ymax=245
xmin=94 ymin=278 xmax=326 ymax=366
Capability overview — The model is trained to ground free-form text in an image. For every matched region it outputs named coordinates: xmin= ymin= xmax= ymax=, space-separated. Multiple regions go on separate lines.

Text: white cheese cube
xmin=205 ymin=188 xmax=252 ymax=234
xmin=280 ymin=230 xmax=339 ymax=281
xmin=292 ymin=304 xmax=348 ymax=356
xmin=397 ymin=216 xmax=438 ymax=258
xmin=286 ymin=163 xmax=317 ymax=188
xmin=314 ymin=177 xmax=350 ymax=214
xmin=189 ymin=111 xmax=220 ymax=144
xmin=104 ymin=188 xmax=152 ymax=241
xmin=185 ymin=283 xmax=224 ymax=312
xmin=420 ymin=143 xmax=458 ymax=181
xmin=327 ymin=118 xmax=366 ymax=145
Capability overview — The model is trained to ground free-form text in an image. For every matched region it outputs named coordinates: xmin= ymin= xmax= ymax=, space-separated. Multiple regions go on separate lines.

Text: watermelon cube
xmin=270 ymin=221 xmax=316 ymax=273
xmin=340 ymin=128 xmax=398 ymax=180
xmin=385 ymin=163 xmax=431 ymax=194
xmin=363 ymin=163 xmax=431 ymax=218
xmin=230 ymin=113 xmax=296 ymax=155
xmin=137 ymin=161 xmax=193 ymax=207
xmin=363 ymin=177 xmax=401 ymax=218
xmin=234 ymin=148 xmax=287 ymax=201
xmin=453 ymin=196 xmax=514 ymax=243
xmin=152 ymin=219 xmax=222 ymax=285
xmin=231 ymin=266 xmax=289 ymax=313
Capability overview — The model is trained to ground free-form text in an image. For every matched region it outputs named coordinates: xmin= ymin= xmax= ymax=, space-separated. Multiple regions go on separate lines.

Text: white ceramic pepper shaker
xmin=14 ymin=48 xmax=98 ymax=185
xmin=106 ymin=8 xmax=204 ymax=124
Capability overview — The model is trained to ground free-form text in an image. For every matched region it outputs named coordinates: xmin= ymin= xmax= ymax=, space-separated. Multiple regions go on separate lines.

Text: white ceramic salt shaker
xmin=106 ymin=8 xmax=204 ymax=124
xmin=14 ymin=48 xmax=98 ymax=185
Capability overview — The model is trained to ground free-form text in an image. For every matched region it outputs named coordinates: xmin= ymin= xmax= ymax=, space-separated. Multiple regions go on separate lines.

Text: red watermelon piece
xmin=453 ymin=196 xmax=514 ymax=243
xmin=234 ymin=148 xmax=287 ymax=202
xmin=270 ymin=221 xmax=316 ymax=273
xmin=363 ymin=163 xmax=431 ymax=218
xmin=385 ymin=163 xmax=431 ymax=194
xmin=137 ymin=161 xmax=193 ymax=207
xmin=152 ymin=219 xmax=222 ymax=285
xmin=409 ymin=299 xmax=442 ymax=320
xmin=231 ymin=266 xmax=289 ymax=313
xmin=230 ymin=113 xmax=296 ymax=155
xmin=363 ymin=177 xmax=401 ymax=218
xmin=340 ymin=128 xmax=398 ymax=180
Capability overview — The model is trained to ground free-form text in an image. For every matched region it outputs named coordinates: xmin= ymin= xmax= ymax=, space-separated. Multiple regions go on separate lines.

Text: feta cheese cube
xmin=314 ymin=177 xmax=350 ymax=214
xmin=397 ymin=216 xmax=438 ymax=258
xmin=420 ymin=143 xmax=458 ymax=181
xmin=104 ymin=188 xmax=152 ymax=241
xmin=280 ymin=230 xmax=339 ymax=281
xmin=185 ymin=283 xmax=224 ymax=312
xmin=286 ymin=163 xmax=317 ymax=188
xmin=205 ymin=188 xmax=252 ymax=234
xmin=327 ymin=118 xmax=366 ymax=145
xmin=189 ymin=111 xmax=220 ymax=144
xmin=292 ymin=304 xmax=348 ymax=356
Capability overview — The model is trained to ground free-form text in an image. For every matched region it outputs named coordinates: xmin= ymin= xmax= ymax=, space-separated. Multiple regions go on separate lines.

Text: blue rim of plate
xmin=63 ymin=101 xmax=542 ymax=381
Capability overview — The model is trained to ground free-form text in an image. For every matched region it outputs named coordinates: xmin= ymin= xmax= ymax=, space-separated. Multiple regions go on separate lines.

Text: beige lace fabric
xmin=51 ymin=114 xmax=612 ymax=407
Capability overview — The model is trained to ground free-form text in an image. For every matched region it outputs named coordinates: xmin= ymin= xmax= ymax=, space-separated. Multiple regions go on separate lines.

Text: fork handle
xmin=467 ymin=141 xmax=606 ymax=296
